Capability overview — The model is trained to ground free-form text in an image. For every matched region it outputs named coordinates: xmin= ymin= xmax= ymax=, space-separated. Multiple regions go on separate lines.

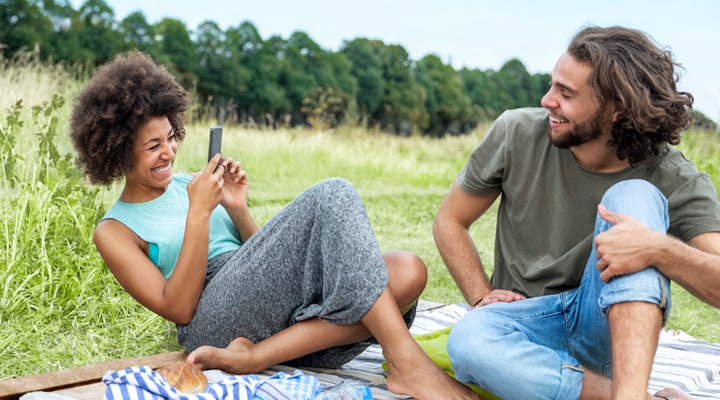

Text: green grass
xmin=1 ymin=59 xmax=720 ymax=380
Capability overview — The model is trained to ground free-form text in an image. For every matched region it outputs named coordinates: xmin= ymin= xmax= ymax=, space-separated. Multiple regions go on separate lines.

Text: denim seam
xmin=560 ymin=291 xmax=579 ymax=362
xmin=658 ymin=276 xmax=668 ymax=309
xmin=561 ymin=363 xmax=583 ymax=372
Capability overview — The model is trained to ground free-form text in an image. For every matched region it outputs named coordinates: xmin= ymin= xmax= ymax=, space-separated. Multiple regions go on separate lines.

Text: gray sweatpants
xmin=177 ymin=178 xmax=413 ymax=368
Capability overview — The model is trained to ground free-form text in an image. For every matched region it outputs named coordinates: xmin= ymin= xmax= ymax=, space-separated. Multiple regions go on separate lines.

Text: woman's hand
xmin=216 ymin=155 xmax=258 ymax=242
xmin=217 ymin=157 xmax=250 ymax=211
xmin=187 ymin=154 xmax=225 ymax=216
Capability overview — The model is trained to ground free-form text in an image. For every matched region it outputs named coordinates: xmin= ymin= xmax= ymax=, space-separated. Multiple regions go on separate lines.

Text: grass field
xmin=1 ymin=59 xmax=719 ymax=380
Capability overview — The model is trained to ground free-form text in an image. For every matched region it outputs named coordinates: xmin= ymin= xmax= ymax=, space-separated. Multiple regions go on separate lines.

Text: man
xmin=433 ymin=25 xmax=720 ymax=399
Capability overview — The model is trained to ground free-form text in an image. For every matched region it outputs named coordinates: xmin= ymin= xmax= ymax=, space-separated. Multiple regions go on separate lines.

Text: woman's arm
xmin=94 ymin=216 xmax=207 ymax=324
xmin=97 ymin=158 xmax=227 ymax=324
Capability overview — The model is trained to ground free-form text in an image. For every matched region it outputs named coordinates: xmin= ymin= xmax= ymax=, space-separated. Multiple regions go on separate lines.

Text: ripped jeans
xmin=447 ymin=179 xmax=672 ymax=399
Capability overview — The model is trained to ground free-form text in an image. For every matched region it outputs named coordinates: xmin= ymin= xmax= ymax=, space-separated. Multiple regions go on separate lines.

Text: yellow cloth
xmin=383 ymin=325 xmax=501 ymax=400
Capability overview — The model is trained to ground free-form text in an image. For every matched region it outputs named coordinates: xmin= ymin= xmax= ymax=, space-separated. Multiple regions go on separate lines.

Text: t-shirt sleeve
xmin=667 ymin=173 xmax=720 ymax=242
xmin=457 ymin=112 xmax=508 ymax=195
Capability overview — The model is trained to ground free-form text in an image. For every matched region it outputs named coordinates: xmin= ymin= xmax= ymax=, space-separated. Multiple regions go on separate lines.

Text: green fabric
xmin=383 ymin=326 xmax=501 ymax=400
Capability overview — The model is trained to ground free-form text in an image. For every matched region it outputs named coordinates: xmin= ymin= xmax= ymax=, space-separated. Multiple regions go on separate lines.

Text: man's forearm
xmin=434 ymin=222 xmax=493 ymax=305
xmin=655 ymin=234 xmax=720 ymax=308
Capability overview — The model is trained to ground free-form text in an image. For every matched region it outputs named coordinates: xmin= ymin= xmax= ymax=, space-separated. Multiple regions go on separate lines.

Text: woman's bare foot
xmin=384 ymin=341 xmax=481 ymax=400
xmin=653 ymin=387 xmax=696 ymax=399
xmin=186 ymin=337 xmax=261 ymax=374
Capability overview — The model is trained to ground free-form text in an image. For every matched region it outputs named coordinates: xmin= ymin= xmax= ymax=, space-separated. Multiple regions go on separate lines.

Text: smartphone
xmin=208 ymin=126 xmax=223 ymax=170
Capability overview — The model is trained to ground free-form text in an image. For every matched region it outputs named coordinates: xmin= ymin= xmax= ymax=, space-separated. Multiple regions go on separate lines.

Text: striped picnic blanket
xmin=24 ymin=301 xmax=717 ymax=399
xmin=204 ymin=301 xmax=720 ymax=399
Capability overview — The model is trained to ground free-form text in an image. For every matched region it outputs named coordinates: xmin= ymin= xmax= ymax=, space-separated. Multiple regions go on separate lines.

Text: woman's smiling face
xmin=123 ymin=116 xmax=177 ymax=200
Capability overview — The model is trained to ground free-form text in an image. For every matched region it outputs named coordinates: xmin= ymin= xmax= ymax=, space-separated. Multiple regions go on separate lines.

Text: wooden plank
xmin=0 ymin=351 xmax=186 ymax=400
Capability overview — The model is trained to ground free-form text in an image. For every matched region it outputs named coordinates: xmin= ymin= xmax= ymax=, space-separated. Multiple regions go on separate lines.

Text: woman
xmin=70 ymin=50 xmax=478 ymax=400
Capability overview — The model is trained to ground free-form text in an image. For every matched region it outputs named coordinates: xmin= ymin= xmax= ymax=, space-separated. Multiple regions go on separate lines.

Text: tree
xmin=323 ymin=51 xmax=356 ymax=100
xmin=119 ymin=11 xmax=156 ymax=55
xmin=341 ymin=38 xmax=384 ymax=117
xmin=494 ymin=58 xmax=535 ymax=110
xmin=458 ymin=67 xmax=499 ymax=122
xmin=194 ymin=21 xmax=228 ymax=95
xmin=372 ymin=42 xmax=426 ymax=134
xmin=37 ymin=0 xmax=78 ymax=61
xmin=414 ymin=54 xmax=473 ymax=136
xmin=532 ymin=72 xmax=550 ymax=102
xmin=301 ymin=86 xmax=349 ymax=130
xmin=153 ymin=17 xmax=198 ymax=91
xmin=38 ymin=0 xmax=73 ymax=30
xmin=278 ymin=31 xmax=319 ymax=117
xmin=225 ymin=22 xmax=285 ymax=121
xmin=692 ymin=110 xmax=718 ymax=132
xmin=0 ymin=0 xmax=53 ymax=57
xmin=75 ymin=0 xmax=126 ymax=65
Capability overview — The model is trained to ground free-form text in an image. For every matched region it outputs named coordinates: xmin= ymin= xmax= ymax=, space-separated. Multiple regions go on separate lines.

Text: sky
xmin=73 ymin=0 xmax=720 ymax=122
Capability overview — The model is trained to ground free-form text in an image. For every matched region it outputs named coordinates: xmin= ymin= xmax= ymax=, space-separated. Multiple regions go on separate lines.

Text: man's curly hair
xmin=568 ymin=26 xmax=694 ymax=165
xmin=70 ymin=50 xmax=190 ymax=185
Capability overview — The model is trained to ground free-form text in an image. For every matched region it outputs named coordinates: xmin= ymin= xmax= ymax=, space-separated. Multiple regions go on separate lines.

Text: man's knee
xmin=448 ymin=309 xmax=499 ymax=372
xmin=598 ymin=179 xmax=670 ymax=240
xmin=601 ymin=180 xmax=668 ymax=221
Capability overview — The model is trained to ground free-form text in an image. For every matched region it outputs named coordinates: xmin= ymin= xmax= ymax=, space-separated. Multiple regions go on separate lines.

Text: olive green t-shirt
xmin=457 ymin=107 xmax=720 ymax=297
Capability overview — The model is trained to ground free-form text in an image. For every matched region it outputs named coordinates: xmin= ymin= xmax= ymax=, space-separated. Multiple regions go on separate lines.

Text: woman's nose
xmin=160 ymin=142 xmax=176 ymax=159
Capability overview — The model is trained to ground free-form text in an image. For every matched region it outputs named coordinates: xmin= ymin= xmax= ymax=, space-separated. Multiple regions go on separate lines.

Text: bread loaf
xmin=156 ymin=361 xmax=208 ymax=393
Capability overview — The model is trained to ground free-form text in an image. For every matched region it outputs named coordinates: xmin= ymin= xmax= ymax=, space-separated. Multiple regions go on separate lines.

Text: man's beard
xmin=548 ymin=108 xmax=608 ymax=149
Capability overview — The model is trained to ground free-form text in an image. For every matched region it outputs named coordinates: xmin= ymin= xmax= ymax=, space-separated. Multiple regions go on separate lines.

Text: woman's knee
xmin=319 ymin=177 xmax=358 ymax=198
xmin=384 ymin=251 xmax=427 ymax=306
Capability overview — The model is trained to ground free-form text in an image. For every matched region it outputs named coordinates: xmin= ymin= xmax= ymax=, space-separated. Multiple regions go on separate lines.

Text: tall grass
xmin=1 ymin=57 xmax=719 ymax=380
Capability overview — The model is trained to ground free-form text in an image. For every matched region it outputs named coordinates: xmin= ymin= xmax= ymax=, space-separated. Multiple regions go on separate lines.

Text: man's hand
xmin=474 ymin=289 xmax=526 ymax=308
xmin=595 ymin=204 xmax=664 ymax=282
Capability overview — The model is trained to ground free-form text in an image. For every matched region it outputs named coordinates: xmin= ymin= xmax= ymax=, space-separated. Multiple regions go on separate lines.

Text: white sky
xmin=73 ymin=0 xmax=720 ymax=121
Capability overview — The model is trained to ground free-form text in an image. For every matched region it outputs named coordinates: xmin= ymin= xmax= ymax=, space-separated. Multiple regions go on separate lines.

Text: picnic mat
xmin=203 ymin=301 xmax=720 ymax=399
xmin=19 ymin=301 xmax=720 ymax=399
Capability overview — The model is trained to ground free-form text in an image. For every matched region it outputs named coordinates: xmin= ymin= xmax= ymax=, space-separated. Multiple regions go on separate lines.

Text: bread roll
xmin=156 ymin=361 xmax=208 ymax=393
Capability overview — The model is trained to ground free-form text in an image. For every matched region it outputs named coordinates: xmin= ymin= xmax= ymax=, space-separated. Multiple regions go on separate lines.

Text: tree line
xmin=3 ymin=0 xmax=715 ymax=135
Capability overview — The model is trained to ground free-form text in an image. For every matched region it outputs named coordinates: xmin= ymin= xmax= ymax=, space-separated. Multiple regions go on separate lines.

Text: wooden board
xmin=0 ymin=351 xmax=186 ymax=400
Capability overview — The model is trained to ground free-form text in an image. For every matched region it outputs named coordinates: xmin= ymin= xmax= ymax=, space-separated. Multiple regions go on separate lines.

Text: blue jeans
xmin=447 ymin=179 xmax=672 ymax=399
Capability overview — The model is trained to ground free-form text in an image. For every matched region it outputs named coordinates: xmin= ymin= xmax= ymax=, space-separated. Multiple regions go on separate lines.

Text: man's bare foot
xmin=384 ymin=349 xmax=481 ymax=400
xmin=653 ymin=387 xmax=696 ymax=400
xmin=186 ymin=337 xmax=260 ymax=374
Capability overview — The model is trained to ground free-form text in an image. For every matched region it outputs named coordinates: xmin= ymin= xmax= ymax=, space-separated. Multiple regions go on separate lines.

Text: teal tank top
xmin=101 ymin=174 xmax=242 ymax=278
